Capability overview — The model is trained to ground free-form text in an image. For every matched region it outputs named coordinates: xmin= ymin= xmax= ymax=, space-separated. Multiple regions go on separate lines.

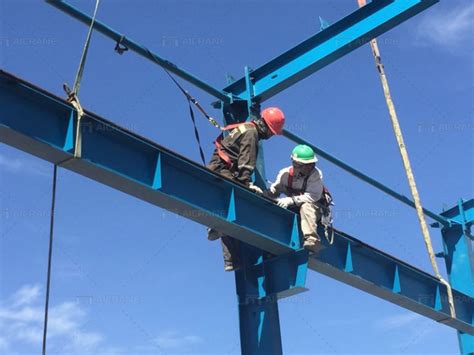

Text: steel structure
xmin=1 ymin=0 xmax=472 ymax=353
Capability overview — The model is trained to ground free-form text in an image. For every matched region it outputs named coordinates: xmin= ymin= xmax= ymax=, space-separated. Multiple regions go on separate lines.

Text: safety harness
xmin=288 ymin=167 xmax=335 ymax=244
xmin=214 ymin=122 xmax=256 ymax=167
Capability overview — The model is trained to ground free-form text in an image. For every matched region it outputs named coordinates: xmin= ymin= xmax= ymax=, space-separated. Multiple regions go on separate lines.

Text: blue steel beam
xmin=0 ymin=70 xmax=299 ymax=256
xmin=232 ymin=66 xmax=286 ymax=355
xmin=283 ymin=129 xmax=450 ymax=226
xmin=1 ymin=70 xmax=473 ymax=335
xmin=46 ymin=1 xmax=438 ymax=105
xmin=44 ymin=0 xmax=451 ymax=227
xmin=312 ymin=227 xmax=474 ymax=335
xmin=441 ymin=201 xmax=474 ymax=354
xmin=223 ymin=0 xmax=438 ymax=101
xmin=45 ymin=0 xmax=232 ymax=103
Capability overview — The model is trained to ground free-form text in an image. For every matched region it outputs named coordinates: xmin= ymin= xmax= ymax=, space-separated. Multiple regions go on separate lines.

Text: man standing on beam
xmin=207 ymin=106 xmax=286 ymax=271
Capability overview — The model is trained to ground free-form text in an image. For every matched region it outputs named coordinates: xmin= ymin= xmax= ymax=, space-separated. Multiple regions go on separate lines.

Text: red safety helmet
xmin=261 ymin=107 xmax=285 ymax=135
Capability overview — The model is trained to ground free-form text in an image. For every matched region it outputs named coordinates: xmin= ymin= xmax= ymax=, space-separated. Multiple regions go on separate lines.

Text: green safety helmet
xmin=291 ymin=145 xmax=318 ymax=164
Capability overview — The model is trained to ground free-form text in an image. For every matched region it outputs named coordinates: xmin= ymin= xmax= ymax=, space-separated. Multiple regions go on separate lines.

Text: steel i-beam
xmin=46 ymin=0 xmax=438 ymax=105
xmin=1 ymin=70 xmax=473 ymax=338
xmin=440 ymin=201 xmax=474 ymax=354
xmin=228 ymin=65 xmax=292 ymax=355
xmin=45 ymin=0 xmax=232 ymax=103
xmin=224 ymin=0 xmax=438 ymax=101
xmin=283 ymin=129 xmax=449 ymax=226
xmin=45 ymin=0 xmax=449 ymax=227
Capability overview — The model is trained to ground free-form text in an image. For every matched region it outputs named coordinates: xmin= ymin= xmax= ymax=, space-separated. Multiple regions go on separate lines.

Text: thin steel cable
xmin=41 ymin=165 xmax=58 ymax=355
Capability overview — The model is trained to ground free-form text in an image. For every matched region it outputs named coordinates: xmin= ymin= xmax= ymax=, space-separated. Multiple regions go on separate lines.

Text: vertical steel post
xmin=237 ymin=294 xmax=283 ymax=354
xmin=224 ymin=66 xmax=283 ymax=355
xmin=440 ymin=200 xmax=474 ymax=354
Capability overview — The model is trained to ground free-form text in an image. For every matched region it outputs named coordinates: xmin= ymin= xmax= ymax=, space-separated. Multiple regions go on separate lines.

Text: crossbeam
xmin=45 ymin=0 xmax=449 ymax=227
xmin=283 ymin=130 xmax=449 ymax=225
xmin=45 ymin=0 xmax=232 ymax=103
xmin=1 ymin=70 xmax=472 ymax=335
xmin=224 ymin=0 xmax=438 ymax=101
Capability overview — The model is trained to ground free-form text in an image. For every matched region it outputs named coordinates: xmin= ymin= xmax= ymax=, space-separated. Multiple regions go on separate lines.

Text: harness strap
xmin=214 ymin=122 xmax=254 ymax=167
xmin=288 ymin=166 xmax=294 ymax=189
xmin=287 ymin=167 xmax=310 ymax=195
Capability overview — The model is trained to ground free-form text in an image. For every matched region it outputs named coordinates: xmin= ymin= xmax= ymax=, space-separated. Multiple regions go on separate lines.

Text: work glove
xmin=277 ymin=197 xmax=294 ymax=209
xmin=248 ymin=183 xmax=263 ymax=194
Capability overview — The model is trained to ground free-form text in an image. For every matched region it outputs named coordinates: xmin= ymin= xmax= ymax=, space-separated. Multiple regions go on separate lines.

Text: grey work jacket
xmin=267 ymin=166 xmax=324 ymax=206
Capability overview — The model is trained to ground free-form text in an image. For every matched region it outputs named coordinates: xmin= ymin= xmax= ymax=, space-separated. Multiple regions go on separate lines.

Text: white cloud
xmin=11 ymin=284 xmax=41 ymax=307
xmin=1 ymin=285 xmax=204 ymax=354
xmin=416 ymin=3 xmax=474 ymax=49
xmin=0 ymin=306 xmax=43 ymax=323
xmin=154 ymin=330 xmax=204 ymax=350
xmin=0 ymin=284 xmax=103 ymax=353
xmin=0 ymin=152 xmax=50 ymax=177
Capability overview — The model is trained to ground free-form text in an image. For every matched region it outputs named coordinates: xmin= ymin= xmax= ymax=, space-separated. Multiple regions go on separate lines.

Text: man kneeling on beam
xmin=265 ymin=145 xmax=333 ymax=253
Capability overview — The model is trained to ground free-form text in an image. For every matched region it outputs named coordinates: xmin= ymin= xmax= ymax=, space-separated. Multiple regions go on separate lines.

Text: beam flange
xmin=311 ymin=227 xmax=474 ymax=335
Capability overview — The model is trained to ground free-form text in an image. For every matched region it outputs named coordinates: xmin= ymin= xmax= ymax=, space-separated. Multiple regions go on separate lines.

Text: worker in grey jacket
xmin=265 ymin=144 xmax=327 ymax=252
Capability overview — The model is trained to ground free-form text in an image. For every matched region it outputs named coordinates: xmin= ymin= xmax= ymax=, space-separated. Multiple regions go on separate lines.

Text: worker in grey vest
xmin=266 ymin=145 xmax=332 ymax=252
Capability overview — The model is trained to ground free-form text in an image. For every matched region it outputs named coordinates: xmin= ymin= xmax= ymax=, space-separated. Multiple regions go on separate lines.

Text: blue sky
xmin=1 ymin=0 xmax=473 ymax=354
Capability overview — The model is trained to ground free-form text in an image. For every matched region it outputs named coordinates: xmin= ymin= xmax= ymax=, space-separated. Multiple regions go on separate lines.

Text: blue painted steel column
xmin=230 ymin=66 xmax=283 ymax=355
xmin=238 ymin=295 xmax=282 ymax=354
xmin=440 ymin=200 xmax=474 ymax=354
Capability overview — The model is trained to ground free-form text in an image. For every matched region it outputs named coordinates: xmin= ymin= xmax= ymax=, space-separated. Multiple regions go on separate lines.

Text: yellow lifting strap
xmin=64 ymin=0 xmax=101 ymax=159
xmin=357 ymin=0 xmax=456 ymax=318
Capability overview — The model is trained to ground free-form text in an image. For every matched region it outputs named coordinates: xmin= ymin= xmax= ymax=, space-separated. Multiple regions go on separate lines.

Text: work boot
xmin=303 ymin=235 xmax=322 ymax=253
xmin=207 ymin=228 xmax=223 ymax=241
xmin=224 ymin=261 xmax=241 ymax=272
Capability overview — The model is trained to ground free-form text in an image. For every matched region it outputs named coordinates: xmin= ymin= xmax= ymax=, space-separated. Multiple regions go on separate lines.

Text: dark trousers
xmin=207 ymin=150 xmax=240 ymax=266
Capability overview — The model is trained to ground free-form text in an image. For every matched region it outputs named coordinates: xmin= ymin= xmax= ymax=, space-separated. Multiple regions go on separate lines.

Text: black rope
xmin=142 ymin=48 xmax=217 ymax=165
xmin=161 ymin=69 xmax=222 ymax=130
xmin=187 ymin=102 xmax=207 ymax=165
xmin=160 ymin=67 xmax=207 ymax=164
xmin=42 ymin=164 xmax=58 ymax=355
